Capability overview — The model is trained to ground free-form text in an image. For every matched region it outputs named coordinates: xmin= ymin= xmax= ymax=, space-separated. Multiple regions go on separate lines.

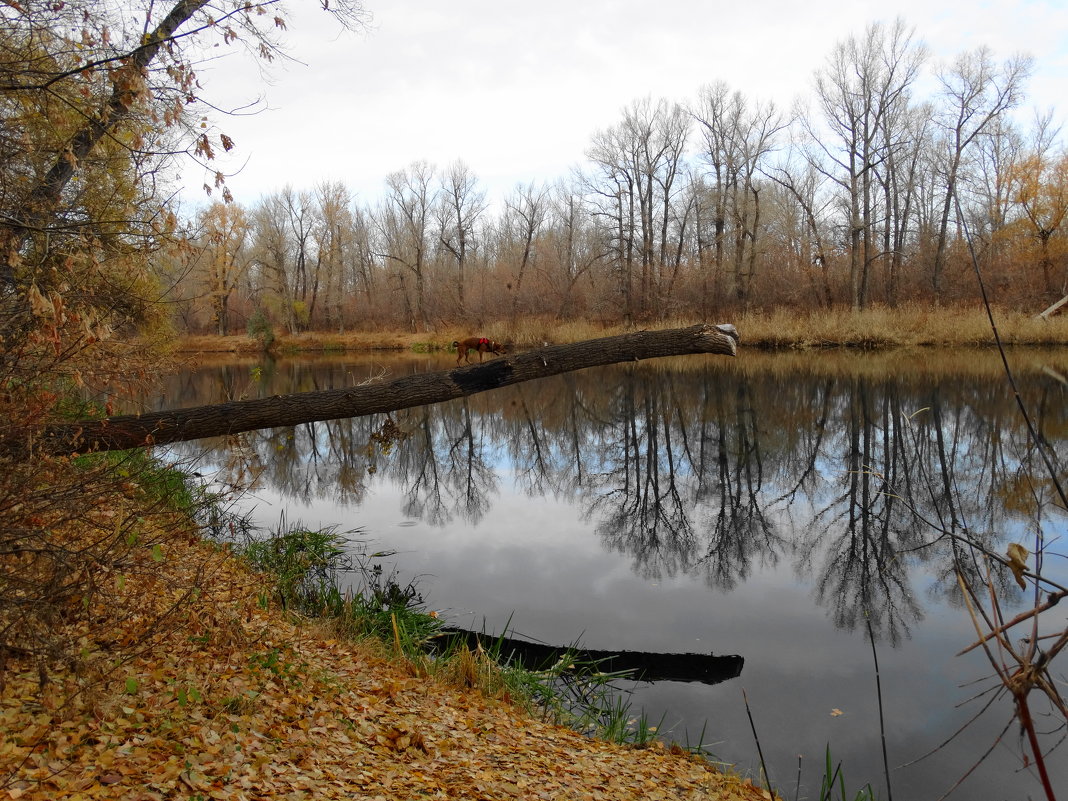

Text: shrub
xmin=247 ymin=308 xmax=275 ymax=352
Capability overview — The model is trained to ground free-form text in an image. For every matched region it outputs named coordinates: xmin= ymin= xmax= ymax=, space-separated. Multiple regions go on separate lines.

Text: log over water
xmin=36 ymin=324 xmax=739 ymax=455
xmin=434 ymin=626 xmax=745 ymax=685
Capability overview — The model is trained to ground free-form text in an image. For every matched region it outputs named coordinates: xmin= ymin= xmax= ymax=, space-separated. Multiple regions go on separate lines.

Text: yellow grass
xmin=173 ymin=306 xmax=1068 ymax=356
xmin=734 ymin=304 xmax=1068 ymax=348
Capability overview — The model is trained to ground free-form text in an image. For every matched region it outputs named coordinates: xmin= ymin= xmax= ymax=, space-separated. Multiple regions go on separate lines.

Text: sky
xmin=184 ymin=0 xmax=1068 ymax=211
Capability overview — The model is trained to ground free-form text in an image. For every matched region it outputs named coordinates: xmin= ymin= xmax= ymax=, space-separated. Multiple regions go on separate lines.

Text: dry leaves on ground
xmin=1 ymin=527 xmax=772 ymax=800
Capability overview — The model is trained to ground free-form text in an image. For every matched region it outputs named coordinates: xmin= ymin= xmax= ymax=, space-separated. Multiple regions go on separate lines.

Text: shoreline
xmin=171 ymin=306 xmax=1068 ymax=355
xmin=0 ymin=508 xmax=775 ymax=801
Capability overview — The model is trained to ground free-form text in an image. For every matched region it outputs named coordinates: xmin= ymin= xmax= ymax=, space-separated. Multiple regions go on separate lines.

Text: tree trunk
xmin=1036 ymin=294 xmax=1068 ymax=320
xmin=36 ymin=324 xmax=738 ymax=455
xmin=434 ymin=626 xmax=744 ymax=685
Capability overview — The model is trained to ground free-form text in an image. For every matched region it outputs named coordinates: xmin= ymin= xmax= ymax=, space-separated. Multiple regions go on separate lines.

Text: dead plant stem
xmin=865 ymin=617 xmax=893 ymax=801
xmin=741 ymin=688 xmax=775 ymax=799
xmin=1016 ymin=690 xmax=1059 ymax=801
xmin=957 ymin=591 xmax=1067 ymax=656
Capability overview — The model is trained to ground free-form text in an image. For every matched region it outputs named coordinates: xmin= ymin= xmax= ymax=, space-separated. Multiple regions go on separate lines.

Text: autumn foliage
xmin=0 ymin=0 xmax=363 ymax=769
xmin=0 ymin=514 xmax=774 ymax=801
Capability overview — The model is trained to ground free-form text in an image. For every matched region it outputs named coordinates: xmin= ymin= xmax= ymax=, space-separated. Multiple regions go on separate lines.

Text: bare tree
xmin=877 ymin=101 xmax=932 ymax=304
xmin=377 ymin=161 xmax=437 ymax=331
xmin=250 ymin=192 xmax=297 ymax=332
xmin=972 ymin=117 xmax=1025 ymax=252
xmin=545 ymin=180 xmax=608 ymax=320
xmin=197 ymin=202 xmax=252 ymax=335
xmin=281 ymin=186 xmax=318 ymax=330
xmin=931 ymin=47 xmax=1032 ymax=298
xmin=807 ymin=19 xmax=927 ymax=309
xmin=346 ymin=203 xmax=379 ymax=320
xmin=313 ymin=180 xmax=355 ymax=331
xmin=501 ymin=182 xmax=550 ymax=323
xmin=692 ymin=82 xmax=785 ymax=306
xmin=244 ymin=186 xmax=321 ymax=331
xmin=586 ymin=131 xmax=637 ymax=323
xmin=765 ymin=162 xmax=835 ymax=306
xmin=587 ymin=98 xmax=690 ymax=319
xmin=436 ymin=161 xmax=487 ymax=320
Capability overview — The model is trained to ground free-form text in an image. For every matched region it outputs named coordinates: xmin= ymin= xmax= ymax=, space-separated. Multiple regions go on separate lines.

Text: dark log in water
xmin=34 ymin=324 xmax=738 ymax=455
xmin=434 ymin=626 xmax=744 ymax=685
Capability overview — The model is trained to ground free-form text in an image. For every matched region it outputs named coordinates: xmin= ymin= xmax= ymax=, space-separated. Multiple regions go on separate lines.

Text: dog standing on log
xmin=452 ymin=336 xmax=505 ymax=365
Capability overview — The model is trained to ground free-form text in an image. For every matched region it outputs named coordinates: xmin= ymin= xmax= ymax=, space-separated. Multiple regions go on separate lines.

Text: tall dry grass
xmin=172 ymin=305 xmax=1068 ymax=355
xmin=735 ymin=304 xmax=1068 ymax=348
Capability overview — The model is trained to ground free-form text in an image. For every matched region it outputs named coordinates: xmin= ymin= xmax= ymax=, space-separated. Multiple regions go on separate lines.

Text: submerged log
xmin=37 ymin=323 xmax=738 ymax=455
xmin=435 ymin=626 xmax=745 ymax=685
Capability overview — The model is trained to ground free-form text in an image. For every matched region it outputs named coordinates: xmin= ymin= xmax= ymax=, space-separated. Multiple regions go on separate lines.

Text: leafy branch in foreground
xmin=0 ymin=0 xmax=369 ymax=737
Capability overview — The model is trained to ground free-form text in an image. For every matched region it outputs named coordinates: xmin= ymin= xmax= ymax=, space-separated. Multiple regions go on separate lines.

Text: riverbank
xmin=174 ymin=305 xmax=1068 ymax=355
xmin=0 ymin=503 xmax=773 ymax=801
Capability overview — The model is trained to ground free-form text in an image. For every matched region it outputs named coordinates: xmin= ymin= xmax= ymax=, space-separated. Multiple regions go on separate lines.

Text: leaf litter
xmin=1 ymin=516 xmax=772 ymax=800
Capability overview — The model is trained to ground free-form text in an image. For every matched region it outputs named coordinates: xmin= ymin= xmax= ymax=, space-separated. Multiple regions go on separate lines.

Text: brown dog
xmin=452 ymin=336 xmax=505 ymax=365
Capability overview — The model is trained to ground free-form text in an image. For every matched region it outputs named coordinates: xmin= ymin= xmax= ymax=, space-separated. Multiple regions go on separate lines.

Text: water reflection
xmin=163 ymin=351 xmax=1066 ymax=634
xmin=159 ymin=348 xmax=1068 ymax=798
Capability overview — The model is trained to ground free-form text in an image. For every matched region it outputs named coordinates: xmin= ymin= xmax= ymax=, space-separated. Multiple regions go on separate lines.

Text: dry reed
xmin=174 ymin=306 xmax=1068 ymax=356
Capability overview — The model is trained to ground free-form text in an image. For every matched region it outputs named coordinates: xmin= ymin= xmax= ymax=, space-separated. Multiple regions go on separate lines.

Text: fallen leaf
xmin=0 ymin=518 xmax=781 ymax=801
xmin=830 ymin=708 xmax=843 ymax=717
xmin=1007 ymin=542 xmax=1029 ymax=590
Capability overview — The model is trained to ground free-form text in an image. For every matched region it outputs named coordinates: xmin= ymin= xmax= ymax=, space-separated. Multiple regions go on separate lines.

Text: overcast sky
xmin=185 ymin=0 xmax=1068 ymax=210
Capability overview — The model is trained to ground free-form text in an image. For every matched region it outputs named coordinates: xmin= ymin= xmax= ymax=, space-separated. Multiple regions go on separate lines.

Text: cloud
xmin=184 ymin=0 xmax=1068 ymax=208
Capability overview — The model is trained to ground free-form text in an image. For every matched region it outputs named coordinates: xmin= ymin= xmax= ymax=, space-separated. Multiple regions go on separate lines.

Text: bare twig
xmin=957 ymin=590 xmax=1068 ymax=656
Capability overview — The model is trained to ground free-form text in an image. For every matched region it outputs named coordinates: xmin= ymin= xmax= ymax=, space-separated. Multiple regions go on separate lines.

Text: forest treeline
xmin=170 ymin=20 xmax=1066 ymax=336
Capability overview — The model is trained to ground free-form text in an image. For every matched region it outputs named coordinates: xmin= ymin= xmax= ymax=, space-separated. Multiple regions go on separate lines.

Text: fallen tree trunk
xmin=38 ymin=323 xmax=738 ymax=455
xmin=434 ymin=626 xmax=744 ymax=685
xmin=1036 ymin=294 xmax=1068 ymax=319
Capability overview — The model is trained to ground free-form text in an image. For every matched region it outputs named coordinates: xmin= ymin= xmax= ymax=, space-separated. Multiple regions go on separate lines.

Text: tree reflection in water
xmin=162 ymin=350 xmax=1068 ymax=652
xmin=159 ymin=350 xmax=1068 ymax=798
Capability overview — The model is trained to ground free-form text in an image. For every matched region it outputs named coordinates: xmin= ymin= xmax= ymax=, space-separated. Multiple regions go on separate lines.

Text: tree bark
xmin=39 ymin=324 xmax=739 ymax=455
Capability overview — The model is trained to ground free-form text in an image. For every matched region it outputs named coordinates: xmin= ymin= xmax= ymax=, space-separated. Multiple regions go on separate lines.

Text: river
xmin=154 ymin=346 xmax=1068 ymax=800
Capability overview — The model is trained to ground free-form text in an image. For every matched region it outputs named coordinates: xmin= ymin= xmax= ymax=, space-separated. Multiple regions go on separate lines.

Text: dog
xmin=452 ymin=336 xmax=505 ymax=365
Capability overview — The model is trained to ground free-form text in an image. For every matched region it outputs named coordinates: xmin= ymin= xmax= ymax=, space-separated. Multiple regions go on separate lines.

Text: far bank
xmin=173 ymin=305 xmax=1068 ymax=356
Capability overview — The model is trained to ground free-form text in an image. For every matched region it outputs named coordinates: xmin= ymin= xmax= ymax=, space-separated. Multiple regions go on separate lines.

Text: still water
xmin=158 ymin=348 xmax=1068 ymax=800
